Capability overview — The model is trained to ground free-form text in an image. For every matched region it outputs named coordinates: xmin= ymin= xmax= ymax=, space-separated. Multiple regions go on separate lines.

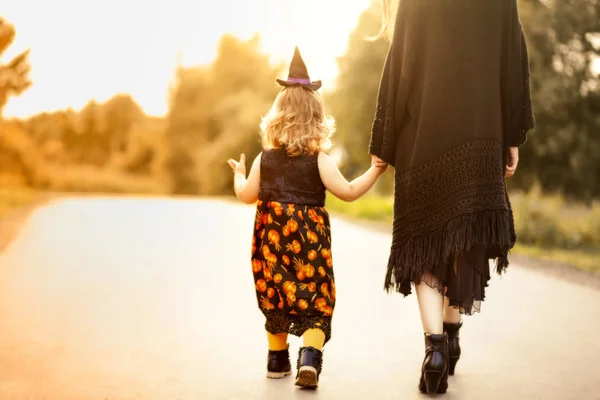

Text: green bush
xmin=326 ymin=194 xmax=394 ymax=222
xmin=511 ymin=190 xmax=600 ymax=249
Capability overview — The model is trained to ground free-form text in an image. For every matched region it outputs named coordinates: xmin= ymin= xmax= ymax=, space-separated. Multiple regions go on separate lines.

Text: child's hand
xmin=227 ymin=153 xmax=247 ymax=176
xmin=371 ymin=155 xmax=388 ymax=173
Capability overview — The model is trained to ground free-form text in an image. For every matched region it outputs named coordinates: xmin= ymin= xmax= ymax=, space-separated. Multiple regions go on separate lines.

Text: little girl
xmin=227 ymin=47 xmax=387 ymax=389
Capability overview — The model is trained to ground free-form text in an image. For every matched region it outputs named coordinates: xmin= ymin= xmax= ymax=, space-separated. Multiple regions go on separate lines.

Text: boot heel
xmin=419 ymin=333 xmax=449 ymax=394
xmin=423 ymin=370 xmax=443 ymax=394
xmin=295 ymin=366 xmax=318 ymax=388
xmin=449 ymin=356 xmax=459 ymax=376
xmin=295 ymin=347 xmax=323 ymax=390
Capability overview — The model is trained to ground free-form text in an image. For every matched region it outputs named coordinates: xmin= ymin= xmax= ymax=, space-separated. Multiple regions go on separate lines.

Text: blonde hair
xmin=260 ymin=86 xmax=335 ymax=157
xmin=372 ymin=0 xmax=400 ymax=41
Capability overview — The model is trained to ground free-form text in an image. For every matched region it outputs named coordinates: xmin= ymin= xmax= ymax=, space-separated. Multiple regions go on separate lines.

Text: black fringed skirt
xmin=383 ymin=142 xmax=516 ymax=315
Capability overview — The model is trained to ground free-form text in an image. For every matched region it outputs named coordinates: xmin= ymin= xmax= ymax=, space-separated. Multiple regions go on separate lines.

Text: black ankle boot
xmin=444 ymin=321 xmax=462 ymax=376
xmin=419 ymin=333 xmax=449 ymax=394
xmin=295 ymin=346 xmax=323 ymax=389
xmin=267 ymin=347 xmax=291 ymax=379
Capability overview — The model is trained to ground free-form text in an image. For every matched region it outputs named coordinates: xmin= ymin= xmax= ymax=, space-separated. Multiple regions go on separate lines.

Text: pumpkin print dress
xmin=251 ymin=148 xmax=335 ymax=344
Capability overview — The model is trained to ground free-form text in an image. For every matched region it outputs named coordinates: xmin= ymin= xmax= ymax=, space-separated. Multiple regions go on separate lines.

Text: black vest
xmin=258 ymin=149 xmax=326 ymax=207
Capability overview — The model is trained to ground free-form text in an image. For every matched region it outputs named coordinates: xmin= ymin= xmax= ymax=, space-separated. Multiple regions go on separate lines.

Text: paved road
xmin=0 ymin=198 xmax=598 ymax=400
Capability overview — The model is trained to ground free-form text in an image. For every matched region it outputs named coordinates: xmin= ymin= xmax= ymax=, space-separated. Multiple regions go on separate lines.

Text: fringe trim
xmin=384 ymin=208 xmax=514 ymax=293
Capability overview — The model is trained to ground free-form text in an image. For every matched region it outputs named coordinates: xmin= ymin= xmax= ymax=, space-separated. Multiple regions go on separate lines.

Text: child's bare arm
xmin=227 ymin=153 xmax=261 ymax=204
xmin=318 ymin=152 xmax=387 ymax=202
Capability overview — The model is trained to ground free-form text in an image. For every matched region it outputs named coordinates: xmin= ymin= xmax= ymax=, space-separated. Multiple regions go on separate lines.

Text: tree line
xmin=1 ymin=0 xmax=599 ymax=200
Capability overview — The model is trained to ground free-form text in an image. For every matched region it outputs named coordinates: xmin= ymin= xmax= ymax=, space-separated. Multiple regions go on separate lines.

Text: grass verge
xmin=512 ymin=244 xmax=600 ymax=273
xmin=326 ymin=194 xmax=394 ymax=222
xmin=326 ymin=193 xmax=600 ymax=274
xmin=0 ymin=187 xmax=42 ymax=219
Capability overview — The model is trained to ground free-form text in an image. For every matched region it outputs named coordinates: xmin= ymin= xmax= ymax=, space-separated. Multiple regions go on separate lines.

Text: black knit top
xmin=258 ymin=149 xmax=326 ymax=207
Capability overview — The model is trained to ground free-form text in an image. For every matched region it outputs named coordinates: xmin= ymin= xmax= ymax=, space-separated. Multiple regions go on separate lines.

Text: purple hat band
xmin=287 ymin=77 xmax=312 ymax=84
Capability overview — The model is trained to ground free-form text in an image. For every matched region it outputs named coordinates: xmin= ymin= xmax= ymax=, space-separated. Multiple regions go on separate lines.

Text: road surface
xmin=0 ymin=198 xmax=598 ymax=400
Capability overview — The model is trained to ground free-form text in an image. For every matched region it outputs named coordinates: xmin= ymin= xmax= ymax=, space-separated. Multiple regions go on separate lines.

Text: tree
xmin=0 ymin=19 xmax=166 ymax=193
xmin=22 ymin=109 xmax=77 ymax=164
xmin=165 ymin=34 xmax=280 ymax=195
xmin=512 ymin=0 xmax=600 ymax=200
xmin=0 ymin=18 xmax=35 ymax=185
xmin=165 ymin=65 xmax=212 ymax=194
xmin=0 ymin=18 xmax=31 ymax=116
xmin=24 ymin=95 xmax=147 ymax=168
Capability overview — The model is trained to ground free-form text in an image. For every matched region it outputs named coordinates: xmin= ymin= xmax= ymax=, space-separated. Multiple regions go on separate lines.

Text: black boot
xmin=419 ymin=333 xmax=449 ymax=394
xmin=444 ymin=321 xmax=462 ymax=376
xmin=295 ymin=346 xmax=323 ymax=389
xmin=267 ymin=347 xmax=291 ymax=379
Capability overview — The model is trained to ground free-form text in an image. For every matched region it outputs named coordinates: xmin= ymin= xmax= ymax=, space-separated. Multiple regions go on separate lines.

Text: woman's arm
xmin=318 ymin=152 xmax=387 ymax=202
xmin=227 ymin=153 xmax=261 ymax=204
xmin=508 ymin=30 xmax=535 ymax=147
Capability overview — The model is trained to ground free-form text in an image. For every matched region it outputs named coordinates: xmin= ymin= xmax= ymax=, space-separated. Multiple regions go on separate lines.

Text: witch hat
xmin=276 ymin=47 xmax=322 ymax=91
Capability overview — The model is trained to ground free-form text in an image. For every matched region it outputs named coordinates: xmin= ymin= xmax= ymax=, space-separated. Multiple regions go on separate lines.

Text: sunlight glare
xmin=1 ymin=0 xmax=372 ymax=118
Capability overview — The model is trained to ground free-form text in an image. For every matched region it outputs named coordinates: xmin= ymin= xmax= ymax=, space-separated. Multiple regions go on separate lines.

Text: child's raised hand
xmin=227 ymin=153 xmax=247 ymax=176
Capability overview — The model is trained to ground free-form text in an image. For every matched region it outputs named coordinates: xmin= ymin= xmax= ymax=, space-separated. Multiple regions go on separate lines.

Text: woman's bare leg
xmin=443 ymin=297 xmax=462 ymax=323
xmin=415 ymin=274 xmax=444 ymax=334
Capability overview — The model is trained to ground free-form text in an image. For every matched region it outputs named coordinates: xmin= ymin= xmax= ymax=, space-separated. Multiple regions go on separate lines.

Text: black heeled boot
xmin=266 ymin=347 xmax=291 ymax=379
xmin=444 ymin=321 xmax=462 ymax=376
xmin=419 ymin=333 xmax=449 ymax=394
xmin=295 ymin=346 xmax=323 ymax=389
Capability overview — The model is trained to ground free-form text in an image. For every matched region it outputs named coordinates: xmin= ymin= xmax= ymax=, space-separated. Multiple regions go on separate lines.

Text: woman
xmin=369 ymin=0 xmax=534 ymax=394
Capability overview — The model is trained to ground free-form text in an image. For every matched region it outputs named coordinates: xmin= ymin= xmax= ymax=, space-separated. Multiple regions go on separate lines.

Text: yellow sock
xmin=267 ymin=332 xmax=288 ymax=351
xmin=303 ymin=328 xmax=325 ymax=350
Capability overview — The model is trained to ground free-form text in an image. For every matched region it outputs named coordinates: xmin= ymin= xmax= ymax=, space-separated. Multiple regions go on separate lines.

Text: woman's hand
xmin=505 ymin=147 xmax=519 ymax=178
xmin=227 ymin=153 xmax=247 ymax=176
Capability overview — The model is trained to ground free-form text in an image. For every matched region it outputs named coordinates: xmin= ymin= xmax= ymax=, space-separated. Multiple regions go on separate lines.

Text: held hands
xmin=227 ymin=153 xmax=247 ymax=176
xmin=371 ymin=155 xmax=388 ymax=174
xmin=505 ymin=147 xmax=519 ymax=178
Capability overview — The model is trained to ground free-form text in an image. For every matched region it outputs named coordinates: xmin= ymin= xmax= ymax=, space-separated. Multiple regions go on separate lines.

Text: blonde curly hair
xmin=260 ymin=86 xmax=335 ymax=157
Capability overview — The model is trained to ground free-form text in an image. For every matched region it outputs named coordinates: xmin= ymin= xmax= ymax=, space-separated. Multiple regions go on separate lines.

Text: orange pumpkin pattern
xmin=252 ymin=202 xmax=335 ymax=339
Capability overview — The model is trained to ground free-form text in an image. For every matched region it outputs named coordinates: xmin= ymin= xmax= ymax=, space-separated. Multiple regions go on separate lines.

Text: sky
xmin=1 ymin=0 xmax=373 ymax=118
